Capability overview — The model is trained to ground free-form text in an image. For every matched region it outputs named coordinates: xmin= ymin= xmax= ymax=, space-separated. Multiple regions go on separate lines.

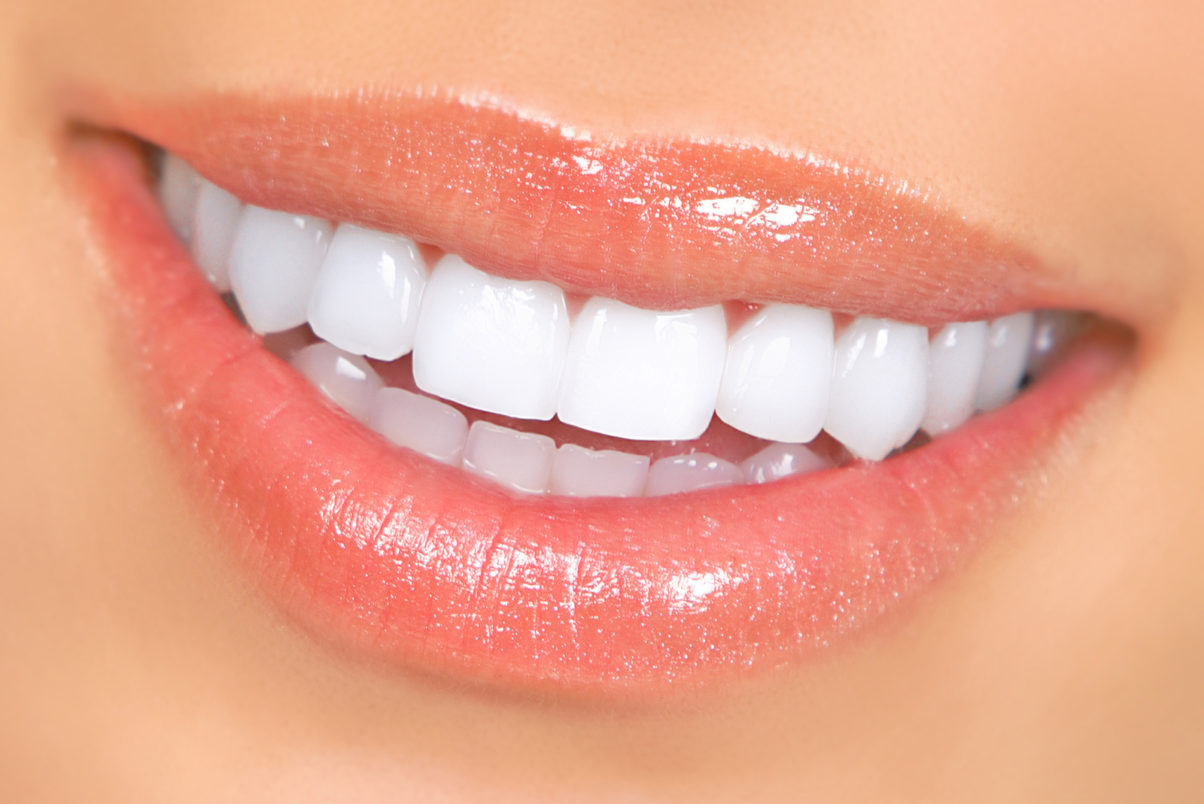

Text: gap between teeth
xmin=158 ymin=153 xmax=1080 ymax=498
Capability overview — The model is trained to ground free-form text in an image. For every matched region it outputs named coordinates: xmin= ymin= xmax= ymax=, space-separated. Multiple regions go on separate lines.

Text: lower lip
xmin=76 ymin=135 xmax=1128 ymax=699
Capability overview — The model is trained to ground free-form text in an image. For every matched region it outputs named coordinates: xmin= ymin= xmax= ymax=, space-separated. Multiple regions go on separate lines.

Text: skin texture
xmin=1 ymin=0 xmax=1202 ymax=801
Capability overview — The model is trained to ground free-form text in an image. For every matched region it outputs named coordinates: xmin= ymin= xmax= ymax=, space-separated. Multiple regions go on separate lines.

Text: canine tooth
xmin=290 ymin=342 xmax=383 ymax=422
xmin=158 ymin=154 xmax=199 ymax=243
xmin=228 ymin=206 xmax=332 ymax=334
xmin=412 ymin=256 xmax=569 ymax=420
xmin=824 ymin=317 xmax=928 ymax=461
xmin=645 ymin=453 xmax=743 ymax=496
xmin=190 ymin=178 xmax=241 ymax=292
xmin=740 ymin=442 xmax=831 ymax=484
xmin=557 ymin=299 xmax=726 ymax=441
xmin=921 ymin=321 xmax=988 ymax=435
xmin=716 ymin=304 xmax=833 ymax=443
xmin=370 ymin=388 xmax=468 ymax=465
xmin=550 ymin=444 xmax=650 ymax=498
xmin=307 ymin=225 xmax=427 ymax=361
xmin=462 ymin=421 xmax=555 ymax=494
xmin=976 ymin=312 xmax=1035 ymax=411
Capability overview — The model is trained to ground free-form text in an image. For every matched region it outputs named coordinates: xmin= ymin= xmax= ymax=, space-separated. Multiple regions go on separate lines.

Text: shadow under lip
xmin=69 ymin=128 xmax=1135 ymax=702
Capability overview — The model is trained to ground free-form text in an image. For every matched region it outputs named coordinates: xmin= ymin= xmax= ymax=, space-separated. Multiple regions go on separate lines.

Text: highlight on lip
xmin=157 ymin=151 xmax=1083 ymax=497
xmin=69 ymin=93 xmax=1132 ymax=696
xmin=79 ymin=90 xmax=1116 ymax=322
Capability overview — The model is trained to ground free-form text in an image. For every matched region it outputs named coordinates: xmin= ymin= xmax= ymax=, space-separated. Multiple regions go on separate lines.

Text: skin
xmin=2 ymin=0 xmax=1202 ymax=800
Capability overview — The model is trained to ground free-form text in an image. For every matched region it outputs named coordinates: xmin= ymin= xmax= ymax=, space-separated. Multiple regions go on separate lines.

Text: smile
xmin=160 ymin=149 xmax=1079 ymax=494
xmin=70 ymin=92 xmax=1133 ymax=698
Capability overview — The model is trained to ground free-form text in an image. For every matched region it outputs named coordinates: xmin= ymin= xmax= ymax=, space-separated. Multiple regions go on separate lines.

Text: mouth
xmin=69 ymin=91 xmax=1133 ymax=699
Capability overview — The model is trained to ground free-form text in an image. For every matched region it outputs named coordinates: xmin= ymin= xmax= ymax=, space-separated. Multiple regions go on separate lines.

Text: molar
xmin=158 ymin=153 xmax=199 ymax=244
xmin=1028 ymin=310 xmax=1080 ymax=378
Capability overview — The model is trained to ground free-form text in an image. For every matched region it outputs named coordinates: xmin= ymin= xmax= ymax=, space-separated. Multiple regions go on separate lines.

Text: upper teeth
xmin=308 ymin=224 xmax=428 ymax=361
xmin=824 ymin=317 xmax=930 ymax=460
xmin=228 ymin=206 xmax=332 ymax=334
xmin=558 ymin=298 xmax=728 ymax=440
xmin=413 ymin=255 xmax=571 ymax=420
xmin=717 ymin=304 xmax=834 ymax=444
xmin=161 ymin=153 xmax=1068 ymax=487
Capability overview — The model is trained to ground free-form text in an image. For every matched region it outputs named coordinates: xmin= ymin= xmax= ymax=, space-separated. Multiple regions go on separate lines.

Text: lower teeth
xmin=274 ymin=333 xmax=842 ymax=497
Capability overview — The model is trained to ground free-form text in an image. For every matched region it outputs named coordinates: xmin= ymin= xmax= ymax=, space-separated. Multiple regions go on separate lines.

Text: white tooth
xmin=370 ymin=388 xmax=468 ymax=465
xmin=824 ymin=317 xmax=928 ymax=461
xmin=740 ymin=442 xmax=832 ymax=484
xmin=976 ymin=312 xmax=1035 ymax=411
xmin=158 ymin=154 xmax=200 ymax=243
xmin=1028 ymin=310 xmax=1079 ymax=377
xmin=461 ymin=421 xmax=555 ymax=494
xmin=412 ymin=256 xmax=569 ymax=420
xmin=550 ymin=444 xmax=650 ymax=498
xmin=227 ymin=206 xmax=332 ymax=334
xmin=290 ymin=342 xmax=383 ymax=422
xmin=716 ymin=304 xmax=833 ymax=443
xmin=557 ymin=299 xmax=726 ymax=441
xmin=644 ymin=453 xmax=743 ymax=497
xmin=189 ymin=178 xmax=241 ymax=292
xmin=307 ymin=225 xmax=428 ymax=360
xmin=921 ymin=321 xmax=988 ymax=435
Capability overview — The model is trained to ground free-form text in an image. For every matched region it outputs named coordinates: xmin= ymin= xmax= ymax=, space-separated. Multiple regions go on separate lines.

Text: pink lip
xmin=68 ymin=90 xmax=1121 ymax=324
xmin=70 ymin=97 xmax=1129 ymax=699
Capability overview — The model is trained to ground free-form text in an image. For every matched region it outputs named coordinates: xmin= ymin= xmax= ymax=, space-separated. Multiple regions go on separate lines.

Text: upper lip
xmin=70 ymin=88 xmax=1133 ymax=325
xmin=68 ymin=88 xmax=1132 ymax=700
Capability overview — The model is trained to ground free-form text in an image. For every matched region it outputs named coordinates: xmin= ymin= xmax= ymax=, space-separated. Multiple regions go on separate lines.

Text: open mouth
xmin=70 ymin=93 xmax=1133 ymax=698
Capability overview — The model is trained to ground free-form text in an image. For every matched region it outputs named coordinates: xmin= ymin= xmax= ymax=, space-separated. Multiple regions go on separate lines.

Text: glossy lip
xmin=69 ymin=94 xmax=1130 ymax=699
xmin=66 ymin=89 xmax=1139 ymax=324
